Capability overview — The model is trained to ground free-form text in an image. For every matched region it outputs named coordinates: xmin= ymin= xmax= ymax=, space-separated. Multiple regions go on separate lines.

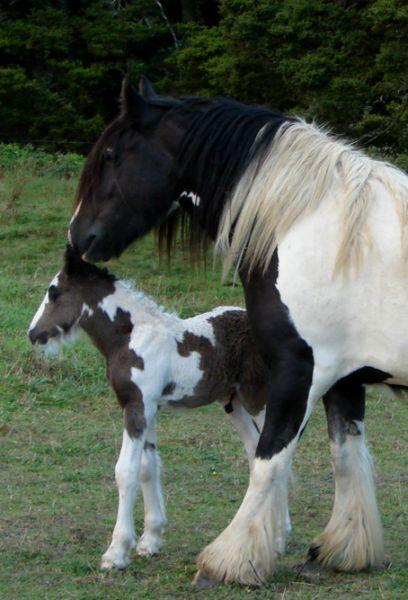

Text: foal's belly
xmin=276 ymin=193 xmax=408 ymax=385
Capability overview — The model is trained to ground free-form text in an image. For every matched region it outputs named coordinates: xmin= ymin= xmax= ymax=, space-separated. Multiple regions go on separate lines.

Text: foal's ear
xmin=138 ymin=76 xmax=157 ymax=99
xmin=64 ymin=244 xmax=89 ymax=277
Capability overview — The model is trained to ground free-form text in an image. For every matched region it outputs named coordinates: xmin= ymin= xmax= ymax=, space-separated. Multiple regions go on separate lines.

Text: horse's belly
xmin=276 ymin=189 xmax=408 ymax=384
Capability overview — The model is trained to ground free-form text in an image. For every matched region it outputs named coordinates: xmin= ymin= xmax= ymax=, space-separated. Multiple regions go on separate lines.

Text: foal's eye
xmin=48 ymin=285 xmax=60 ymax=302
xmin=104 ymin=148 xmax=116 ymax=163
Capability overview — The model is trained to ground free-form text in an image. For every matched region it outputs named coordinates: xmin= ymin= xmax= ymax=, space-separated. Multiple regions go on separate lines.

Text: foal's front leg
xmin=101 ymin=426 xmax=146 ymax=569
xmin=101 ymin=365 xmax=161 ymax=570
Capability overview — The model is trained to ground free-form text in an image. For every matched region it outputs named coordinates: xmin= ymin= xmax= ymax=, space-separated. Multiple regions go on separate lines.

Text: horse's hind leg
xmin=309 ymin=381 xmax=384 ymax=571
xmin=137 ymin=421 xmax=167 ymax=556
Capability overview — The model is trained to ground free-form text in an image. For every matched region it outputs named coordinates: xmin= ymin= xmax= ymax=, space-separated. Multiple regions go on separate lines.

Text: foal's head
xmin=28 ymin=246 xmax=115 ymax=353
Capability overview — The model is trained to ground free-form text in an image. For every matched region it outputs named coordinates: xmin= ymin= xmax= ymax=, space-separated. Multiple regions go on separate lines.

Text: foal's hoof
xmin=101 ymin=552 xmax=131 ymax=570
xmin=192 ymin=569 xmax=222 ymax=589
xmin=136 ymin=534 xmax=163 ymax=557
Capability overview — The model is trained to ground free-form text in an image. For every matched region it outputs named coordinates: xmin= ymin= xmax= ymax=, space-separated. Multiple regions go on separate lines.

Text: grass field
xmin=0 ymin=166 xmax=407 ymax=599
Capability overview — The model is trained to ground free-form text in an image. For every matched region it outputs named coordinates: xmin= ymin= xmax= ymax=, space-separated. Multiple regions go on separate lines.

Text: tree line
xmin=1 ymin=0 xmax=406 ymax=166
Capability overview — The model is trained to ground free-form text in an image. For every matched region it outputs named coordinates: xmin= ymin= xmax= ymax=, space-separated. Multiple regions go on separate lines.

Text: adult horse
xmin=68 ymin=78 xmax=408 ymax=586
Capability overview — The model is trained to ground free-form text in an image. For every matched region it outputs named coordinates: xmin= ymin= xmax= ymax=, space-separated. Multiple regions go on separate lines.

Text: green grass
xmin=0 ymin=168 xmax=407 ymax=599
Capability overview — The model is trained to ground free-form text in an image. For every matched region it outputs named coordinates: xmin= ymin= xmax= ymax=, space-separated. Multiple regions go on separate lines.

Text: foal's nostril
xmin=37 ymin=331 xmax=49 ymax=345
xmin=28 ymin=329 xmax=49 ymax=345
xmin=28 ymin=329 xmax=37 ymax=345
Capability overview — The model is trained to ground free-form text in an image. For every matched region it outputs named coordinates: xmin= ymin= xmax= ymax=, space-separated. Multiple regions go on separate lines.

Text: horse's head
xmin=28 ymin=246 xmax=115 ymax=353
xmin=69 ymin=77 xmax=181 ymax=262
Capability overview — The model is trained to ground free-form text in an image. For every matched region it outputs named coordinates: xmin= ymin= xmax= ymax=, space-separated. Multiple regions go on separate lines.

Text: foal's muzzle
xmin=29 ymin=327 xmax=58 ymax=346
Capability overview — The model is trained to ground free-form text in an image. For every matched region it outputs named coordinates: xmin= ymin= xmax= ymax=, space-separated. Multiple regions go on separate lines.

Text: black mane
xmin=159 ymin=96 xmax=293 ymax=258
xmin=76 ymin=92 xmax=293 ymax=261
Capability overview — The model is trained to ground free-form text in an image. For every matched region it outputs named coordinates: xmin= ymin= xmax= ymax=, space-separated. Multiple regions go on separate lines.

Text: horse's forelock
xmin=74 ymin=118 xmax=128 ymax=209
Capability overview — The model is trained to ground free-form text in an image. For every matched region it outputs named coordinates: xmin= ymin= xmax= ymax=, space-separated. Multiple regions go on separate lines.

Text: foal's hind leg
xmin=137 ymin=421 xmax=167 ymax=556
xmin=308 ymin=382 xmax=384 ymax=571
xmin=224 ymin=396 xmax=262 ymax=464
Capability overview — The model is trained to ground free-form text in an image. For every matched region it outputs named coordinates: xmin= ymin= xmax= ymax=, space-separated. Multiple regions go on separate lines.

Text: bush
xmin=0 ymin=143 xmax=83 ymax=177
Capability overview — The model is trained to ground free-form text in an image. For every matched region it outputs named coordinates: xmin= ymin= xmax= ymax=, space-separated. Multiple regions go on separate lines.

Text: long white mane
xmin=216 ymin=119 xmax=408 ymax=278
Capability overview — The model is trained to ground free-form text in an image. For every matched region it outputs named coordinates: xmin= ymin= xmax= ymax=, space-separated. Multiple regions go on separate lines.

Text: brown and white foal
xmin=29 ymin=247 xmax=284 ymax=571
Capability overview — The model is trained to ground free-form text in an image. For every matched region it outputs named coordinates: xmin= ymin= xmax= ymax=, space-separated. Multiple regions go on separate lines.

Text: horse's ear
xmin=120 ymin=76 xmax=149 ymax=119
xmin=138 ymin=76 xmax=157 ymax=99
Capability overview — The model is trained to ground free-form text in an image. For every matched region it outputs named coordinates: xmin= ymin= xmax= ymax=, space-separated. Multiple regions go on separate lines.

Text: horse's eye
xmin=105 ymin=148 xmax=116 ymax=163
xmin=48 ymin=285 xmax=60 ymax=302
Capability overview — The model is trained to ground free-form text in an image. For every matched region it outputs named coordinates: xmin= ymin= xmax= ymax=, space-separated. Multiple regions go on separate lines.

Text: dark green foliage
xmin=0 ymin=0 xmax=180 ymax=152
xmin=170 ymin=0 xmax=407 ymax=163
xmin=0 ymin=143 xmax=83 ymax=177
xmin=0 ymin=0 xmax=406 ymax=162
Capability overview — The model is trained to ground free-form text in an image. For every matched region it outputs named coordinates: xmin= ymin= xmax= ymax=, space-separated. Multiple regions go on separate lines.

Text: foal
xmin=28 ymin=246 xmax=277 ymax=570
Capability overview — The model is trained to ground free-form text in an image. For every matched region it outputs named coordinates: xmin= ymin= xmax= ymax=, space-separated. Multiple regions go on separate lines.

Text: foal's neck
xmin=79 ymin=278 xmax=178 ymax=358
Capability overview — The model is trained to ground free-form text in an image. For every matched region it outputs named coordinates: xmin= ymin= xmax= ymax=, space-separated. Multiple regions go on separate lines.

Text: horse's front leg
xmin=195 ymin=355 xmax=331 ymax=586
xmin=137 ymin=421 xmax=167 ymax=556
xmin=308 ymin=380 xmax=384 ymax=571
xmin=225 ymin=396 xmax=291 ymax=552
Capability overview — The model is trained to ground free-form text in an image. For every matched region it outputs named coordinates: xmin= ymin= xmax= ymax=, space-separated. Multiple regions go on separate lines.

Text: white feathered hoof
xmin=192 ymin=570 xmax=223 ymax=589
xmin=308 ymin=530 xmax=385 ymax=573
xmin=194 ymin=520 xmax=278 ymax=586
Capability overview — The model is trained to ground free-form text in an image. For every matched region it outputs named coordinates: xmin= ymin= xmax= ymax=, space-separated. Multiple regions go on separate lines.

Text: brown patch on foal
xmin=82 ymin=307 xmax=146 ymax=439
xmin=174 ymin=310 xmax=268 ymax=413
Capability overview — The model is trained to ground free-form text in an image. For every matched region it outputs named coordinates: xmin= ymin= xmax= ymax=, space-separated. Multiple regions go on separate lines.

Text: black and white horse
xmin=68 ymin=78 xmax=408 ymax=585
xmin=29 ymin=246 xmax=287 ymax=571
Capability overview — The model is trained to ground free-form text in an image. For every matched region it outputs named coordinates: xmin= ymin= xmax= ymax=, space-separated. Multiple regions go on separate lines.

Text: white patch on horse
xmin=195 ymin=377 xmax=328 ymax=585
xmin=180 ymin=190 xmax=201 ymax=206
xmin=68 ymin=201 xmax=82 ymax=243
xmin=276 ymin=180 xmax=408 ymax=385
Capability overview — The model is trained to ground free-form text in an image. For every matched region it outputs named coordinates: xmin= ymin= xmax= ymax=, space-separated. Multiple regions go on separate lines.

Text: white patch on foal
xmin=28 ymin=273 xmax=60 ymax=332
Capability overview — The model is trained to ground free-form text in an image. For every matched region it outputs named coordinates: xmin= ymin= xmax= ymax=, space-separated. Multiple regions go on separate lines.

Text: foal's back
xmin=160 ymin=306 xmax=269 ymax=414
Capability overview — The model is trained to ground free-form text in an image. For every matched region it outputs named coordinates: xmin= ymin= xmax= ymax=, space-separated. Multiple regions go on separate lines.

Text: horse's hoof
xmin=192 ymin=569 xmax=222 ymax=588
xmin=294 ymin=560 xmax=324 ymax=583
